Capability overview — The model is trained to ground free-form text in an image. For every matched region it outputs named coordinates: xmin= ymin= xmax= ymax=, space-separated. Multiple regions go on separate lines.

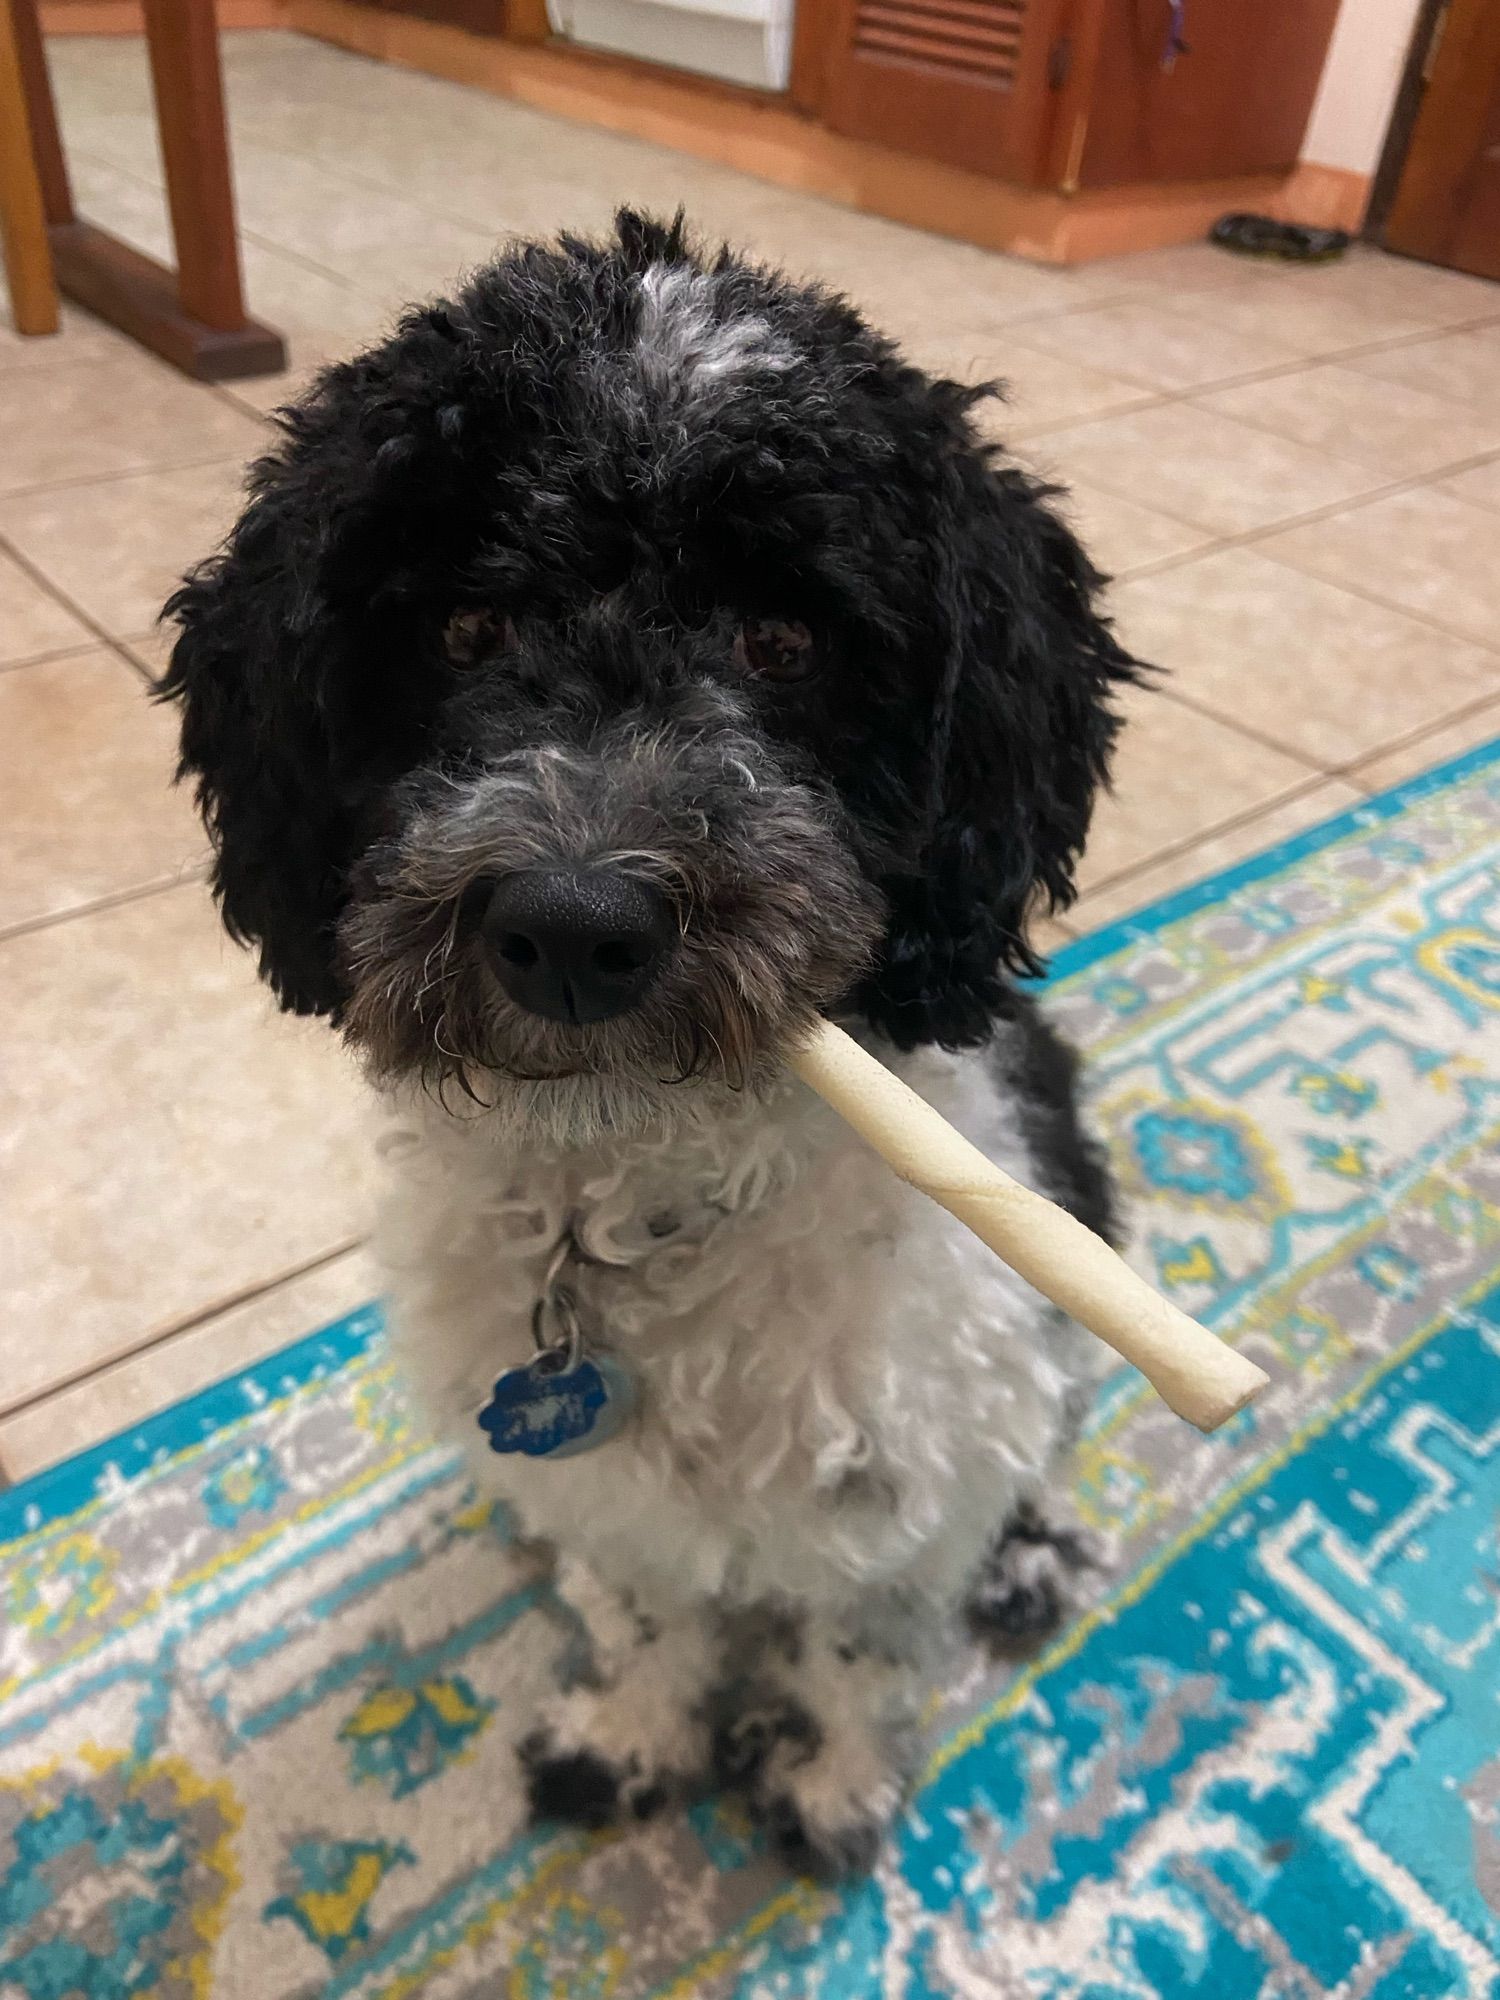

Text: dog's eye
xmin=735 ymin=618 xmax=817 ymax=684
xmin=445 ymin=609 xmax=519 ymax=665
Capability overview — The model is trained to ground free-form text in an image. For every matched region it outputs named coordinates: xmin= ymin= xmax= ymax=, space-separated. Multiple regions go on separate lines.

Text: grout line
xmin=0 ymin=864 xmax=211 ymax=948
xmin=1250 ymin=533 xmax=1500 ymax=657
xmin=1073 ymin=770 xmax=1341 ymax=908
xmin=1103 ymin=453 xmax=1500 ymax=660
xmin=0 ymin=531 xmax=189 ymax=693
xmin=0 ymin=637 xmax=106 ymax=676
xmin=0 ymin=531 xmax=126 ymax=659
xmin=0 ymin=1236 xmax=368 ymax=1434
xmin=0 ymin=448 xmax=253 ymax=508
xmin=1332 ymin=689 xmax=1500 ymax=792
xmin=1147 ymin=682 xmax=1329 ymax=776
xmin=67 ymin=138 xmax=489 ymax=305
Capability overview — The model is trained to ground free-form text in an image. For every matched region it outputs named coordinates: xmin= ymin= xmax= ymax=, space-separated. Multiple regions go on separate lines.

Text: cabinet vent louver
xmin=852 ymin=0 xmax=1026 ymax=84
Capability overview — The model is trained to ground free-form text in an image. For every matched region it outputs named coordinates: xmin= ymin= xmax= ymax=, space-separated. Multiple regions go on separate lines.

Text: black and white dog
xmin=163 ymin=212 xmax=1142 ymax=1876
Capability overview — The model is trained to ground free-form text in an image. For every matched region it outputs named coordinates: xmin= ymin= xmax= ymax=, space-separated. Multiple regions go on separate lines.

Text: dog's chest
xmin=379 ymin=1046 xmax=1076 ymax=1598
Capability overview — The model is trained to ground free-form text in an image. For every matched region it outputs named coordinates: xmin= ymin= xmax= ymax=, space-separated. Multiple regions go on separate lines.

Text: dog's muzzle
xmin=480 ymin=867 xmax=678 ymax=1025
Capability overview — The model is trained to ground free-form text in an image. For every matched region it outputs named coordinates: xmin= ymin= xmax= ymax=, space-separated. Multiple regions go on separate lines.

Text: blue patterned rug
xmin=4 ymin=743 xmax=1500 ymax=1999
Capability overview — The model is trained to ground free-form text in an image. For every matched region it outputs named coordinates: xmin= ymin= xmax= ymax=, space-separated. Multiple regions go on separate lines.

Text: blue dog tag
xmin=477 ymin=1350 xmax=637 ymax=1460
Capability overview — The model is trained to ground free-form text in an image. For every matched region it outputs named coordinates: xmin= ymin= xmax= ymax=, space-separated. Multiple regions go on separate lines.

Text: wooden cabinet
xmin=1383 ymin=0 xmax=1500 ymax=283
xmin=814 ymin=0 xmax=1067 ymax=182
xmin=801 ymin=0 xmax=1343 ymax=190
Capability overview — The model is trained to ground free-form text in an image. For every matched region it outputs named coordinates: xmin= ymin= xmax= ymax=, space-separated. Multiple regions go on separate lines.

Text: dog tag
xmin=477 ymin=1350 xmax=637 ymax=1460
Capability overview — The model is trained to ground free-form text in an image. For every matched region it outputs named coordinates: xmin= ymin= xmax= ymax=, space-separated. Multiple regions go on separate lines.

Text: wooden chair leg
xmin=7 ymin=0 xmax=74 ymax=228
xmin=142 ymin=0 xmax=248 ymax=333
xmin=0 ymin=0 xmax=59 ymax=336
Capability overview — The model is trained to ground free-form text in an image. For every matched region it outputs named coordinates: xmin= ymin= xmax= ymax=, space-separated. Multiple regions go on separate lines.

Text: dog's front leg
xmin=521 ymin=1552 xmax=719 ymax=1829
xmin=727 ymin=1606 xmax=934 ymax=1879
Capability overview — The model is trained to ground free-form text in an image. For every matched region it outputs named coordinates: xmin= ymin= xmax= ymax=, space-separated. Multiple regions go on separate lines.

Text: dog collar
xmin=476 ymin=1228 xmax=637 ymax=1460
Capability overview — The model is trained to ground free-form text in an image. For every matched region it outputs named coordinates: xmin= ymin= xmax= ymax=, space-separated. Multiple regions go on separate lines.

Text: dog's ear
xmin=159 ymin=322 xmax=477 ymax=1017
xmin=863 ymin=455 xmax=1141 ymax=1048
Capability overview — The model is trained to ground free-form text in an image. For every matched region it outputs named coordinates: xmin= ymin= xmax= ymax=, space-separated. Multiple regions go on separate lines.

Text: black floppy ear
xmin=864 ymin=455 xmax=1142 ymax=1048
xmin=159 ymin=320 xmax=475 ymax=1017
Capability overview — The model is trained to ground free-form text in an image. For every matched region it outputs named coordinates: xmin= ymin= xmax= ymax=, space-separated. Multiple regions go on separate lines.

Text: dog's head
xmin=162 ymin=213 xmax=1140 ymax=1140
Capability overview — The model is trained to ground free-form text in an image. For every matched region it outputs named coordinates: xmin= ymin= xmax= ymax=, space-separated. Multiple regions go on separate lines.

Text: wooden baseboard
xmin=41 ymin=0 xmax=284 ymax=31
xmin=1268 ymin=162 xmax=1372 ymax=234
xmin=282 ymin=0 xmax=1354 ymax=265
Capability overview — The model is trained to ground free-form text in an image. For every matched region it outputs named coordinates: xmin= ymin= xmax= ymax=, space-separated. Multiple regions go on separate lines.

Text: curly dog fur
xmin=161 ymin=211 xmax=1143 ymax=1876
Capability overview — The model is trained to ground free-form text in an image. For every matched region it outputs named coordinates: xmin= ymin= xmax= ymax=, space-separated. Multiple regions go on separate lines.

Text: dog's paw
xmin=750 ymin=1726 xmax=902 ymax=1880
xmin=520 ymin=1728 xmax=667 ymax=1828
xmin=520 ymin=1678 xmax=711 ymax=1831
xmin=966 ymin=1501 xmax=1101 ymax=1654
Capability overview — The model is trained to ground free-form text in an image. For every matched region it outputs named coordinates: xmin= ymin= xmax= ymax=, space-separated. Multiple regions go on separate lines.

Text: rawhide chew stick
xmin=791 ymin=1020 xmax=1269 ymax=1433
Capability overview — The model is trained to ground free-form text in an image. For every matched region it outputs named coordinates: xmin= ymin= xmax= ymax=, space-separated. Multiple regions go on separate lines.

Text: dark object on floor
xmin=1210 ymin=213 xmax=1352 ymax=261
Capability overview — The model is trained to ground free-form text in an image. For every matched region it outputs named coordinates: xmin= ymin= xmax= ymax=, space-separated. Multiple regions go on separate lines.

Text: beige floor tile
xmin=1112 ymin=549 xmax=1498 ymax=767
xmin=1197 ymin=362 xmax=1500 ymax=480
xmin=1031 ymin=402 xmax=1385 ymax=535
xmin=1003 ymin=298 xmax=1305 ymax=393
xmin=0 ymin=459 xmax=247 ymax=638
xmin=121 ymin=628 xmax=173 ymax=682
xmin=0 ymin=1247 xmax=378 ymax=1482
xmin=1078 ymin=683 xmax=1315 ymax=889
xmin=228 ymin=142 xmax=502 ymax=300
xmin=1063 ymin=242 xmax=1258 ymax=299
xmin=0 ymin=355 xmax=264 ymax=496
xmin=1343 ymin=324 xmax=1500 ymax=415
xmin=1049 ymin=479 xmax=1219 ymax=582
xmin=1257 ymin=485 xmax=1500 ymax=651
xmin=974 ymin=347 xmax=1154 ymax=439
xmin=0 ymin=301 xmax=128 ymax=375
xmin=1165 ymin=271 xmax=1433 ymax=362
xmin=66 ymin=151 xmax=175 ymax=265
xmin=0 ymin=882 xmax=373 ymax=1414
xmin=1071 ymin=779 xmax=1365 ymax=931
xmin=0 ymin=649 xmax=205 ymax=932
xmin=1344 ymin=697 xmax=1500 ymax=794
xmin=0 ymin=550 xmax=92 ymax=665
xmin=1437 ymin=456 xmax=1500 ymax=514
xmin=1314 ymin=248 xmax=1500 ymax=329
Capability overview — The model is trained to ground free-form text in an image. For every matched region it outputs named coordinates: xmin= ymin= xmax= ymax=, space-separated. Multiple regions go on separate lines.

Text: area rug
xmin=4 ymin=743 xmax=1499 ymax=2000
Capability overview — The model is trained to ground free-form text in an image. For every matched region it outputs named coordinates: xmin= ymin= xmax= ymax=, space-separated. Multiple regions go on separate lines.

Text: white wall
xmin=1301 ymin=0 xmax=1425 ymax=175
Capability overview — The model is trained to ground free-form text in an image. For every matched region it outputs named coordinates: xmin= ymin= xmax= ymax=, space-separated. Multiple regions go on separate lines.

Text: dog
xmin=161 ymin=211 xmax=1143 ymax=1877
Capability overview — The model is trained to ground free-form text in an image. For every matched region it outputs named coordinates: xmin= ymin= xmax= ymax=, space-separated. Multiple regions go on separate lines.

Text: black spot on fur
xmin=994 ymin=989 xmax=1118 ymax=1246
xmin=760 ymin=1792 xmax=883 ymax=1882
xmin=966 ymin=1501 xmax=1097 ymax=1655
xmin=521 ymin=1733 xmax=630 ymax=1829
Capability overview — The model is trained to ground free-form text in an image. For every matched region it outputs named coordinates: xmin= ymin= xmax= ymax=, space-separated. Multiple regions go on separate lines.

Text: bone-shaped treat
xmin=791 ymin=1020 xmax=1270 ymax=1433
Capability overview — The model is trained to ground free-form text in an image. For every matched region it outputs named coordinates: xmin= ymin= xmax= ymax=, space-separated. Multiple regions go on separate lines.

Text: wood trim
xmin=787 ymin=0 xmax=842 ymax=116
xmin=40 ymin=0 xmax=284 ymax=31
xmin=502 ymin=0 xmax=548 ymax=41
xmin=286 ymin=0 xmax=1370 ymax=264
xmin=1040 ymin=0 xmax=1104 ymax=192
xmin=9 ymin=0 xmax=73 ymax=222
xmin=0 ymin=0 xmax=60 ymax=334
xmin=50 ymin=219 xmax=285 ymax=375
xmin=143 ymin=0 xmax=249 ymax=329
xmin=1383 ymin=0 xmax=1500 ymax=268
xmin=1277 ymin=161 xmax=1371 ymax=234
xmin=1365 ymin=0 xmax=1446 ymax=237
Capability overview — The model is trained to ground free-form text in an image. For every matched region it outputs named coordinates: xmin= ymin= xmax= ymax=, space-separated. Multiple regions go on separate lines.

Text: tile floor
xmin=3 ymin=30 xmax=1500 ymax=1482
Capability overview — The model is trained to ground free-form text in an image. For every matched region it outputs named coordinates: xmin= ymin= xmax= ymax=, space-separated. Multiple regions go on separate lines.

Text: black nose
xmin=481 ymin=868 xmax=676 ymax=1025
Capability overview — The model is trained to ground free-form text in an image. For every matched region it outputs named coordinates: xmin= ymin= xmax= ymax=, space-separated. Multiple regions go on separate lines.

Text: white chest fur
xmin=377 ymin=1033 xmax=1095 ymax=1617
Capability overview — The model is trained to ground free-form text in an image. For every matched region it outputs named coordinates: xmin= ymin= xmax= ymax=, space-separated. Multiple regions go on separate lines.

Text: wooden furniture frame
xmin=4 ymin=0 xmax=285 ymax=375
xmin=1 ymin=0 xmax=59 ymax=332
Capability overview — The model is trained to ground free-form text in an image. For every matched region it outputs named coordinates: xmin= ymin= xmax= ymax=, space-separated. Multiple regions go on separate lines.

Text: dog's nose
xmin=481 ymin=868 xmax=676 ymax=1025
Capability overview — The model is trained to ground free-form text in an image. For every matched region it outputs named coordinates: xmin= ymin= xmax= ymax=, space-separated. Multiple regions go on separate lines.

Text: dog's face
xmin=162 ymin=214 xmax=1138 ymax=1140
